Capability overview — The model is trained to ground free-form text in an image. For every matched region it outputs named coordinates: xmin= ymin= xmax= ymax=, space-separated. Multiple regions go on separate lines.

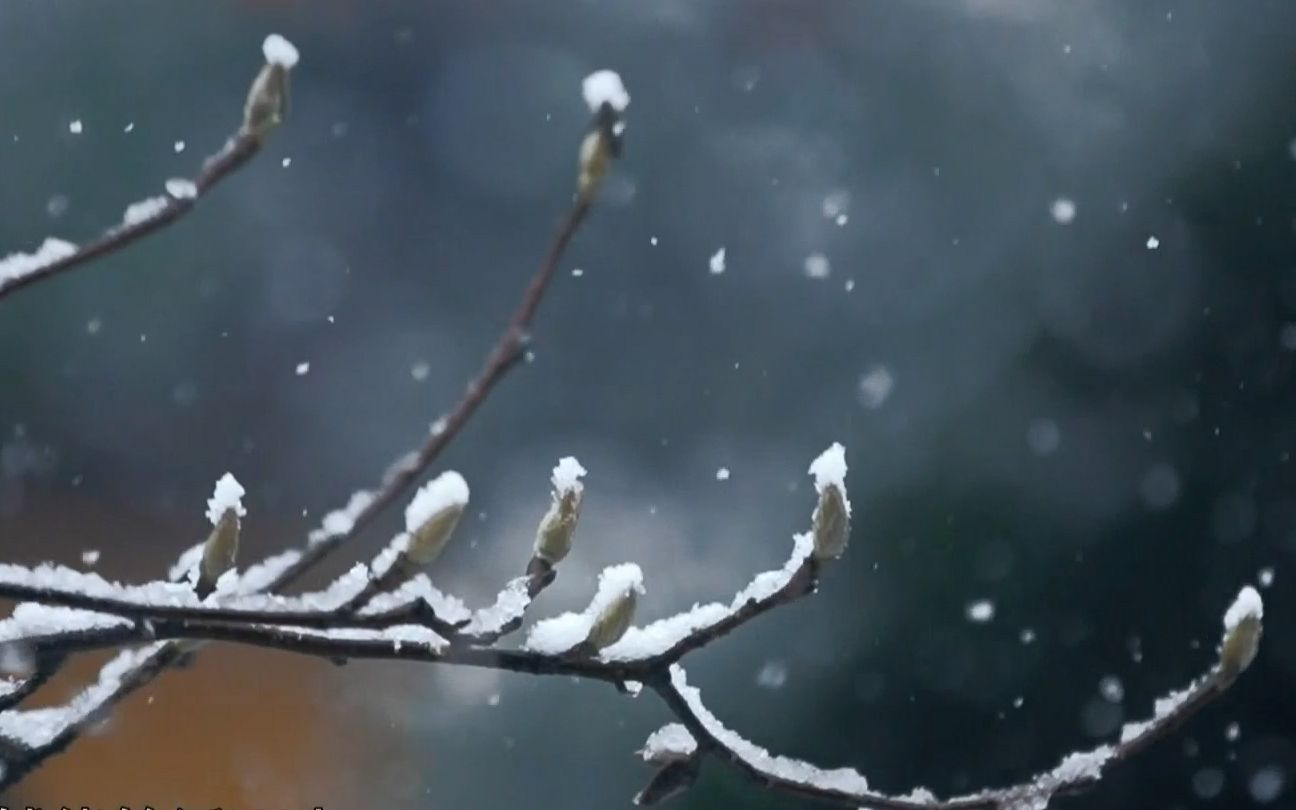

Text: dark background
xmin=1 ymin=1 xmax=1295 ymax=807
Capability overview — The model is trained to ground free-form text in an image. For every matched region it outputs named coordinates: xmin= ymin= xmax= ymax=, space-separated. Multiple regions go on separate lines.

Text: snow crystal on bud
xmin=808 ymin=443 xmax=850 ymax=508
xmin=641 ymin=723 xmax=697 ymax=763
xmin=206 ymin=473 xmax=246 ymax=526
xmin=552 ymin=456 xmax=587 ymax=495
xmin=165 ymin=178 xmax=197 ymax=199
xmin=262 ymin=34 xmax=300 ymax=68
xmin=582 ymin=70 xmax=630 ymax=113
xmin=404 ymin=471 xmax=469 ymax=534
xmin=1224 ymin=585 xmax=1263 ymax=630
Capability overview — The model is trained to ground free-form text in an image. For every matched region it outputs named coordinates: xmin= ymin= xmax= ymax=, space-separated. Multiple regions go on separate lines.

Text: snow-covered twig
xmin=0 ymin=65 xmax=629 ymax=790
xmin=0 ymin=34 xmax=305 ymax=302
xmin=642 ymin=586 xmax=1263 ymax=810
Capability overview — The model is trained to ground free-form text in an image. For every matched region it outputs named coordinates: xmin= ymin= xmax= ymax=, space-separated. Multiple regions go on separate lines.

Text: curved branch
xmin=647 ymin=653 xmax=1249 ymax=810
xmin=0 ymin=133 xmax=260 ymax=301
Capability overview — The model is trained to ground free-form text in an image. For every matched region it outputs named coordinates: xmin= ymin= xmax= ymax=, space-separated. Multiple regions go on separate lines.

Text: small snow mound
xmin=582 ymin=70 xmax=630 ymax=113
xmin=263 ymin=34 xmax=300 ymax=68
xmin=165 ymin=178 xmax=197 ymax=199
xmin=404 ymin=471 xmax=469 ymax=533
xmin=1224 ymin=585 xmax=1263 ymax=630
xmin=0 ymin=238 xmax=77 ymax=283
xmin=551 ymin=457 xmax=586 ymax=495
xmin=206 ymin=473 xmax=247 ymax=525
xmin=808 ymin=442 xmax=848 ymax=495
xmin=709 ymin=247 xmax=727 ymax=275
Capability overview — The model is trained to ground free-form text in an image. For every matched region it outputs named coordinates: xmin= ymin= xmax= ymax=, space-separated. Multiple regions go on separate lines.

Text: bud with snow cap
xmin=533 ymin=457 xmax=587 ymax=566
xmin=196 ymin=473 xmax=245 ymax=598
xmin=586 ymin=588 xmax=638 ymax=652
xmin=1219 ymin=585 xmax=1263 ymax=681
xmin=243 ymin=34 xmax=300 ymax=140
xmin=404 ymin=471 xmax=470 ymax=567
xmin=577 ymin=70 xmax=629 ymax=197
xmin=808 ymin=442 xmax=851 ymax=561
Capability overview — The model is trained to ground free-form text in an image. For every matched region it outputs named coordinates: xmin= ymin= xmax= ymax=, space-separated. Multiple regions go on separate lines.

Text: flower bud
xmin=197 ymin=509 xmax=240 ymax=598
xmin=808 ymin=443 xmax=851 ymax=560
xmin=1219 ymin=585 xmax=1264 ymax=680
xmin=586 ymin=588 xmax=637 ymax=652
xmin=242 ymin=34 xmax=300 ymax=140
xmin=196 ymin=472 xmax=246 ymax=598
xmin=533 ymin=457 xmax=586 ymax=565
xmin=577 ymin=71 xmax=629 ymax=196
xmin=403 ymin=472 xmax=469 ymax=567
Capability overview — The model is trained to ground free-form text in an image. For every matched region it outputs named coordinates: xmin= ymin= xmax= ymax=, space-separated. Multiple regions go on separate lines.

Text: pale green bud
xmin=196 ymin=509 xmax=239 ymax=598
xmin=585 ymin=588 xmax=637 ymax=652
xmin=811 ymin=484 xmax=850 ymax=561
xmin=534 ymin=457 xmax=586 ymax=565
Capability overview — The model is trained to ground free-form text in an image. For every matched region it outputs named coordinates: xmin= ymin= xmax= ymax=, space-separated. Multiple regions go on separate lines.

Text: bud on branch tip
xmin=533 ymin=456 xmax=587 ymax=566
xmin=808 ymin=442 xmax=851 ymax=560
xmin=199 ymin=473 xmax=245 ymax=596
xmin=1219 ymin=584 xmax=1263 ymax=679
xmin=578 ymin=70 xmax=629 ymax=196
xmin=403 ymin=471 xmax=469 ymax=567
xmin=243 ymin=34 xmax=301 ymax=139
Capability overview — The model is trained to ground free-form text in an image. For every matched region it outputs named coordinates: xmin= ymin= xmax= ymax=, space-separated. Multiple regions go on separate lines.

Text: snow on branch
xmin=0 ymin=44 xmax=1266 ymax=810
xmin=0 ymin=36 xmax=301 ymax=303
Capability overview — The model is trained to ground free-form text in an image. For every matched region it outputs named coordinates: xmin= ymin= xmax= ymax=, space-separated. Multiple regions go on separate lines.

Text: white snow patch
xmin=641 ymin=723 xmax=697 ymax=763
xmin=205 ymin=472 xmax=246 ymax=526
xmin=808 ymin=443 xmax=851 ymax=518
xmin=709 ymin=247 xmax=726 ymax=275
xmin=0 ymin=238 xmax=77 ymax=283
xmin=404 ymin=471 xmax=469 ymax=533
xmin=295 ymin=361 xmax=310 ymax=376
xmin=551 ymin=457 xmax=586 ymax=496
xmin=1146 ymin=235 xmax=1160 ymax=250
xmin=122 ymin=196 xmax=169 ymax=226
xmin=582 ymin=70 xmax=630 ymax=113
xmin=1050 ymin=197 xmax=1077 ymax=224
xmin=1224 ymin=585 xmax=1263 ymax=630
xmin=263 ymin=34 xmax=301 ymax=68
xmin=715 ymin=467 xmax=730 ymax=481
xmin=0 ymin=644 xmax=166 ymax=747
xmin=308 ymin=489 xmax=375 ymax=546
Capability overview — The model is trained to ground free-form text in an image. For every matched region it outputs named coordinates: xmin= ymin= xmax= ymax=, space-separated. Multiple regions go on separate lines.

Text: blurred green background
xmin=1 ymin=0 xmax=1295 ymax=807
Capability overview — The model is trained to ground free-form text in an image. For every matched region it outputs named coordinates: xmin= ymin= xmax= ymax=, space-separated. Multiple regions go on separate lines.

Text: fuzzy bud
xmin=585 ymin=588 xmax=638 ymax=652
xmin=533 ymin=457 xmax=586 ymax=565
xmin=242 ymin=35 xmax=300 ymax=140
xmin=811 ymin=485 xmax=849 ymax=561
xmin=808 ymin=443 xmax=851 ymax=561
xmin=403 ymin=472 xmax=469 ymax=567
xmin=577 ymin=71 xmax=628 ymax=197
xmin=1219 ymin=585 xmax=1264 ymax=680
xmin=196 ymin=508 xmax=240 ymax=598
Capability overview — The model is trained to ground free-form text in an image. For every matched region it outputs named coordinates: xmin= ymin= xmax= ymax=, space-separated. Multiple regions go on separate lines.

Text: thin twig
xmin=0 ymin=191 xmax=597 ymax=789
xmin=0 ymin=134 xmax=261 ymax=301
